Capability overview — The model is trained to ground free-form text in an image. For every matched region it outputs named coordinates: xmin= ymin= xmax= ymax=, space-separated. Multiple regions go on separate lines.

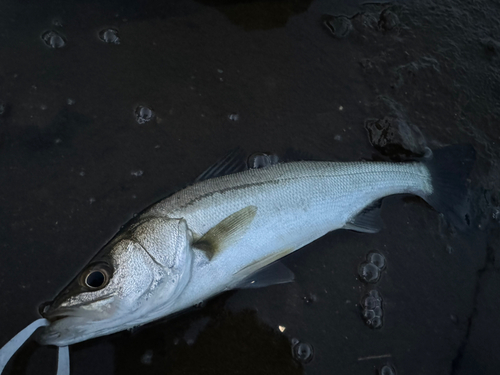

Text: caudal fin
xmin=424 ymin=144 xmax=476 ymax=230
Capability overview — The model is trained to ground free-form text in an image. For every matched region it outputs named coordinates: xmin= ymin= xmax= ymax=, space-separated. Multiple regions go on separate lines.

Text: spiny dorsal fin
xmin=195 ymin=148 xmax=247 ymax=182
xmin=247 ymin=152 xmax=280 ymax=169
xmin=344 ymin=200 xmax=383 ymax=234
xmin=193 ymin=206 xmax=258 ymax=260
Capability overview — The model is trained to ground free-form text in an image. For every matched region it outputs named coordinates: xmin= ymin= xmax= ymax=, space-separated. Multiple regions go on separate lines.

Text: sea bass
xmin=0 ymin=145 xmax=474 ymax=374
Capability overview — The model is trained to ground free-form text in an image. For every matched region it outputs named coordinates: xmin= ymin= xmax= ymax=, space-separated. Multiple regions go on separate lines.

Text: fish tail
xmin=423 ymin=144 xmax=476 ymax=230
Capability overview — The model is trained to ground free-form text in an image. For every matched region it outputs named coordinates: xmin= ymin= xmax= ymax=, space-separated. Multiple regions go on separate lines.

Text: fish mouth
xmin=41 ymin=294 xmax=115 ymax=323
xmin=38 ymin=296 xmax=115 ymax=346
xmin=43 ymin=308 xmax=81 ymax=323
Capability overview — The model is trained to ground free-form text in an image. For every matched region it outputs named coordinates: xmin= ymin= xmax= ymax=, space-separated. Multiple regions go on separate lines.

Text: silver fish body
xmin=39 ymin=159 xmax=439 ymax=346
xmin=143 ymin=160 xmax=432 ymax=309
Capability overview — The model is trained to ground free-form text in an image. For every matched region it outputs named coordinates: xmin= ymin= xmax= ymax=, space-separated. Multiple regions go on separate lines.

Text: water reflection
xmin=114 ymin=307 xmax=303 ymax=375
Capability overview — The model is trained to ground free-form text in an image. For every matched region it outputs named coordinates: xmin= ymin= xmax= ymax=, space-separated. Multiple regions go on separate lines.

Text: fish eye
xmin=85 ymin=270 xmax=106 ymax=288
xmin=81 ymin=263 xmax=111 ymax=290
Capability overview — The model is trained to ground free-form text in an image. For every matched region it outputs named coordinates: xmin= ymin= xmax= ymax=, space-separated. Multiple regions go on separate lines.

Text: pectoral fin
xmin=193 ymin=205 xmax=258 ymax=260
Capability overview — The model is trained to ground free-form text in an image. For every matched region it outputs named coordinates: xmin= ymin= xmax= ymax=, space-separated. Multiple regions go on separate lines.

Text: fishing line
xmin=57 ymin=345 xmax=70 ymax=375
xmin=0 ymin=318 xmax=69 ymax=375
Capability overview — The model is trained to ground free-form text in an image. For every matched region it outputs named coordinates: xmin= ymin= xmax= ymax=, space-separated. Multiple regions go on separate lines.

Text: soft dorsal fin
xmin=195 ymin=148 xmax=247 ymax=182
xmin=343 ymin=200 xmax=383 ymax=233
xmin=193 ymin=206 xmax=258 ymax=259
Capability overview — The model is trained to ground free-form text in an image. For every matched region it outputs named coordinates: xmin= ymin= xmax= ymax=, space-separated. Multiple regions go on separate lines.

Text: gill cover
xmin=128 ymin=216 xmax=195 ymax=319
xmin=132 ymin=216 xmax=192 ymax=270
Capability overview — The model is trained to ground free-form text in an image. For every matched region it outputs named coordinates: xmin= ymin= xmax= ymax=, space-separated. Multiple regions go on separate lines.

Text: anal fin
xmin=344 ymin=200 xmax=383 ymax=233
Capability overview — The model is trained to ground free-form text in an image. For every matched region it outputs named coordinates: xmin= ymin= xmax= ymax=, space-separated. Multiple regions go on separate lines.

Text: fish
xmin=0 ymin=145 xmax=475 ymax=375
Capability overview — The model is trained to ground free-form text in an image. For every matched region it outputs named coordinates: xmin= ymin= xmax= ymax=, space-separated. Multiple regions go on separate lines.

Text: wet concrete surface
xmin=0 ymin=0 xmax=499 ymax=374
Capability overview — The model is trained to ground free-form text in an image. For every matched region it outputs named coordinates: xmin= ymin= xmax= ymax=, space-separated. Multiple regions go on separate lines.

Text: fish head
xmin=38 ymin=217 xmax=193 ymax=346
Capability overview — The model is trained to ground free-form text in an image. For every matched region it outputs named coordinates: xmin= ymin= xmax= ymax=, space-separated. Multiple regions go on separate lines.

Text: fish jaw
xmin=39 ymin=316 xmax=114 ymax=346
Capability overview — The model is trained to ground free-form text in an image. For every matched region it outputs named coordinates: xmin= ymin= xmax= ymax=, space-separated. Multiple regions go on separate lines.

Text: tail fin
xmin=423 ymin=144 xmax=476 ymax=230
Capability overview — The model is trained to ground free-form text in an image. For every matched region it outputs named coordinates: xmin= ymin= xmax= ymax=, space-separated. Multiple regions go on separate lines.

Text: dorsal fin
xmin=247 ymin=152 xmax=280 ymax=169
xmin=195 ymin=148 xmax=247 ymax=182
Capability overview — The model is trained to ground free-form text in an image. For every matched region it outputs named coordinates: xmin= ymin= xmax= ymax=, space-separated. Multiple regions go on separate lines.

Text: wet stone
xmin=99 ymin=28 xmax=120 ymax=44
xmin=359 ymin=251 xmax=386 ymax=283
xmin=360 ymin=12 xmax=379 ymax=29
xmin=303 ymin=294 xmax=317 ymax=305
xmin=131 ymin=170 xmax=143 ymax=177
xmin=364 ymin=116 xmax=427 ymax=159
xmin=492 ymin=207 xmax=500 ymax=221
xmin=0 ymin=101 xmax=6 ymax=116
xmin=481 ymin=38 xmax=500 ymax=60
xmin=247 ymin=152 xmax=279 ymax=169
xmin=140 ymin=350 xmax=153 ymax=365
xmin=361 ymin=290 xmax=383 ymax=329
xmin=292 ymin=340 xmax=314 ymax=364
xmin=370 ymin=316 xmax=383 ymax=329
xmin=52 ymin=18 xmax=63 ymax=27
xmin=379 ymin=10 xmax=399 ymax=31
xmin=323 ymin=15 xmax=353 ymax=38
xmin=135 ymin=106 xmax=154 ymax=124
xmin=41 ymin=30 xmax=66 ymax=48
xmin=379 ymin=364 xmax=397 ymax=375
xmin=482 ymin=38 xmax=500 ymax=53
xmin=359 ymin=263 xmax=380 ymax=283
xmin=368 ymin=252 xmax=386 ymax=270
xmin=364 ymin=294 xmax=381 ymax=310
xmin=362 ymin=309 xmax=375 ymax=320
